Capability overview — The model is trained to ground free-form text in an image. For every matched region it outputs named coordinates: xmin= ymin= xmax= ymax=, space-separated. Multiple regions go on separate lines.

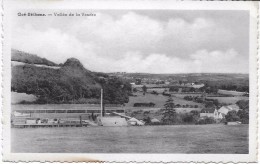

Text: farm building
xmin=218 ymin=104 xmax=240 ymax=115
xmin=200 ymin=108 xmax=224 ymax=120
xmin=11 ymin=104 xmax=125 ymax=120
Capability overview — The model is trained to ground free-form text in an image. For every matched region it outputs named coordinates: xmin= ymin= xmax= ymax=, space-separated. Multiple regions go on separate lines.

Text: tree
xmin=143 ymin=111 xmax=151 ymax=124
xmin=205 ymin=101 xmax=215 ymax=108
xmin=225 ymin=110 xmax=240 ymax=122
xmin=161 ymin=97 xmax=177 ymax=125
xmin=236 ymin=100 xmax=249 ymax=110
xmin=204 ymin=117 xmax=216 ymax=124
xmin=142 ymin=85 xmax=147 ymax=95
xmin=237 ymin=109 xmax=249 ymax=124
xmin=190 ymin=110 xmax=199 ymax=116
xmin=182 ymin=114 xmax=193 ymax=123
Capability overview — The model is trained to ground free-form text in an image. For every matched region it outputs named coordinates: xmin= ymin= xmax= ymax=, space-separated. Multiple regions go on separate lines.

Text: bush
xmin=237 ymin=109 xmax=249 ymax=124
xmin=162 ymin=92 xmax=171 ymax=97
xmin=197 ymin=117 xmax=216 ymax=124
xmin=133 ymin=102 xmax=155 ymax=107
xmin=184 ymin=96 xmax=193 ymax=101
xmin=175 ymin=104 xmax=181 ymax=108
xmin=204 ymin=117 xmax=216 ymax=124
xmin=169 ymin=86 xmax=179 ymax=92
xmin=236 ymin=100 xmax=249 ymax=110
xmin=225 ymin=110 xmax=240 ymax=122
xmin=182 ymin=114 xmax=194 ymax=123
xmin=151 ymin=91 xmax=159 ymax=95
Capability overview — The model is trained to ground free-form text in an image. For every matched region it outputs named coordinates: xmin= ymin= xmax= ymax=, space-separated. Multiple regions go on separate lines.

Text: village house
xmin=218 ymin=104 xmax=240 ymax=115
xmin=200 ymin=104 xmax=240 ymax=121
xmin=200 ymin=108 xmax=224 ymax=120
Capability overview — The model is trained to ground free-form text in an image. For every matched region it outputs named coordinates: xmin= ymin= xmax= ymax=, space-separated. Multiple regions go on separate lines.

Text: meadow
xmin=12 ymin=124 xmax=248 ymax=153
xmin=125 ymin=92 xmax=203 ymax=108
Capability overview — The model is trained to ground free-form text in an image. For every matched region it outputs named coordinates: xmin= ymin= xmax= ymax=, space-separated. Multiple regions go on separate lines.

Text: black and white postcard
xmin=2 ymin=0 xmax=259 ymax=163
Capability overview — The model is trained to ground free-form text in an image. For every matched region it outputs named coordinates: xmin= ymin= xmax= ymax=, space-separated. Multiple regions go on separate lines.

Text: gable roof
xmin=226 ymin=104 xmax=240 ymax=111
xmin=219 ymin=106 xmax=230 ymax=111
xmin=218 ymin=104 xmax=240 ymax=115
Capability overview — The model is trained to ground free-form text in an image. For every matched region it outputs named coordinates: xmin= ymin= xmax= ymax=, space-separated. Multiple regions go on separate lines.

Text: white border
xmin=2 ymin=0 xmax=258 ymax=162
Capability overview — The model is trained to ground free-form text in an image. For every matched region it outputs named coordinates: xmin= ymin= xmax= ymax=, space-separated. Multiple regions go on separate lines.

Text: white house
xmin=200 ymin=108 xmax=224 ymax=120
xmin=218 ymin=113 xmax=225 ymax=119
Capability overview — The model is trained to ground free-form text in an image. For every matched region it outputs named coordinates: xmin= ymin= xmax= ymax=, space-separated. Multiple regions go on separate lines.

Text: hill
xmin=11 ymin=49 xmax=58 ymax=66
xmin=11 ymin=51 xmax=131 ymax=104
xmin=111 ymin=72 xmax=249 ymax=93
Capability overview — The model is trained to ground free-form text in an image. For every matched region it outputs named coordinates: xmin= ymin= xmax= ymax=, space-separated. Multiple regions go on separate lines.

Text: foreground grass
xmin=12 ymin=124 xmax=248 ymax=153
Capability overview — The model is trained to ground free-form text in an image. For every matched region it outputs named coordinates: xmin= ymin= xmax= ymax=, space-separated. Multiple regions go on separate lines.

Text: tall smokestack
xmin=100 ymin=88 xmax=105 ymax=117
xmin=100 ymin=89 xmax=103 ymax=117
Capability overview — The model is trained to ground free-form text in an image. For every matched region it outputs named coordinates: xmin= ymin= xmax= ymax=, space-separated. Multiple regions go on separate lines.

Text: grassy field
xmin=12 ymin=124 xmax=248 ymax=153
xmin=126 ymin=92 xmax=203 ymax=108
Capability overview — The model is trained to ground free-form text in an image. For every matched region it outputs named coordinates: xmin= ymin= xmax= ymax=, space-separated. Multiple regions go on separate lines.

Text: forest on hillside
xmin=11 ymin=49 xmax=58 ymax=66
xmin=11 ymin=58 xmax=132 ymax=104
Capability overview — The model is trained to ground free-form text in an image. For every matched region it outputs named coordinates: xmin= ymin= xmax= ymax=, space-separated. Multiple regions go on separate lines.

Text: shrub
xmin=225 ymin=110 xmax=240 ymax=122
xmin=133 ymin=102 xmax=156 ymax=107
xmin=204 ymin=117 xmax=216 ymax=124
xmin=197 ymin=117 xmax=216 ymax=124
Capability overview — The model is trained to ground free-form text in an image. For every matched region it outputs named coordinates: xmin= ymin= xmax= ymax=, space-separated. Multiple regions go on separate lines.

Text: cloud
xmin=12 ymin=11 xmax=248 ymax=73
xmin=188 ymin=49 xmax=246 ymax=73
xmin=67 ymin=12 xmax=164 ymax=60
xmin=111 ymin=49 xmax=244 ymax=74
xmin=13 ymin=26 xmax=96 ymax=64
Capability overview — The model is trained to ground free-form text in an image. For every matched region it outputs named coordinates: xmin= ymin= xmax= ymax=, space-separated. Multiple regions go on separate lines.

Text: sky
xmin=12 ymin=10 xmax=249 ymax=73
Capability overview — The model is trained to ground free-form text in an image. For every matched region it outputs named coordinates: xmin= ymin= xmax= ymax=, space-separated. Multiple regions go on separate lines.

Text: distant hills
xmin=11 ymin=49 xmax=131 ymax=104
